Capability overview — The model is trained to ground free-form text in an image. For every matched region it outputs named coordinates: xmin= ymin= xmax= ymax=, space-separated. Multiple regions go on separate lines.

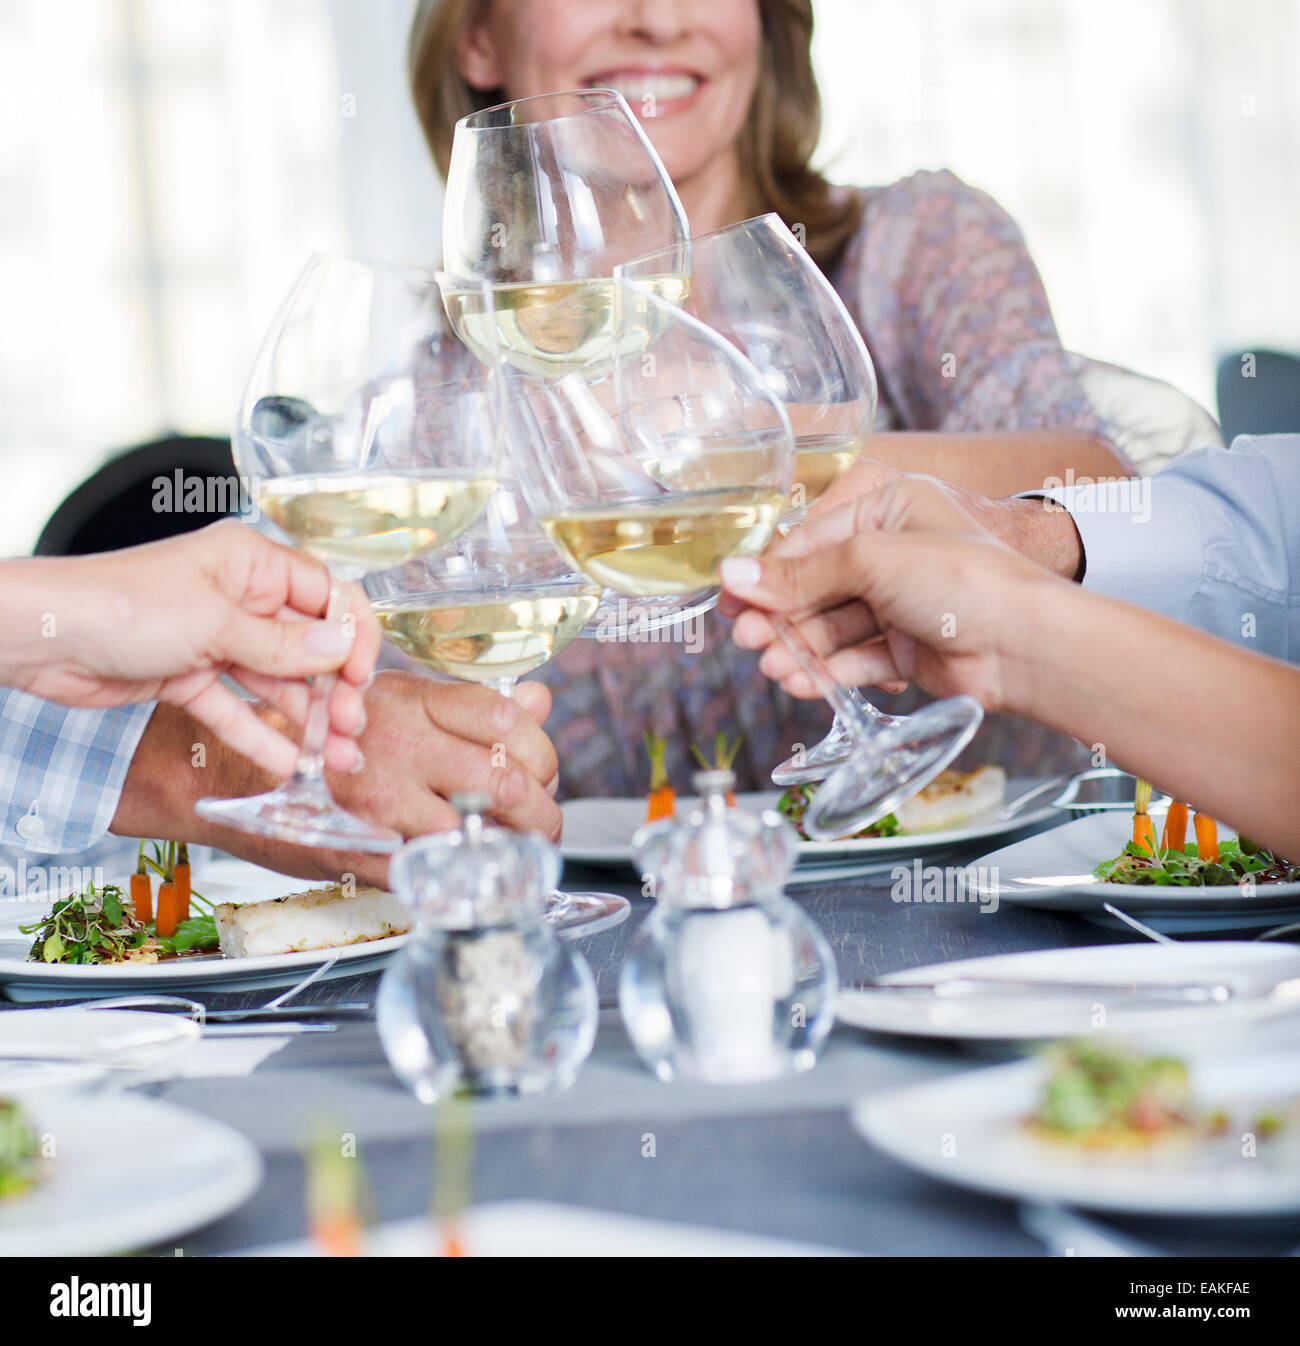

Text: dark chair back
xmin=1216 ymin=349 xmax=1300 ymax=443
xmin=35 ymin=435 xmax=240 ymax=556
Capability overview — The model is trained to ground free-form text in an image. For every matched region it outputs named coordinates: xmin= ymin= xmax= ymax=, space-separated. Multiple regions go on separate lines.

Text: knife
xmin=200 ymin=1003 xmax=372 ymax=1023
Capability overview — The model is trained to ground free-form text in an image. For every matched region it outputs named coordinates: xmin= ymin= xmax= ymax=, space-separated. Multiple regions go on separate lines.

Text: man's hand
xmin=111 ymin=672 xmax=562 ymax=888
xmin=720 ymin=475 xmax=1064 ymax=712
xmin=753 ymin=454 xmax=1086 ymax=583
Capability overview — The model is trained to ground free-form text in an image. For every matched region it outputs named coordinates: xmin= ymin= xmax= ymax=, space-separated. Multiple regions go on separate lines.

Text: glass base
xmin=771 ymin=715 xmax=856 ymax=786
xmin=195 ymin=780 xmax=402 ymax=853
xmin=801 ymin=696 xmax=985 ymax=841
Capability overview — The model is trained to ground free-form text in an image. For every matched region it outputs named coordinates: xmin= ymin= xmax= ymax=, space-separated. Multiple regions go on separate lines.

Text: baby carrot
xmin=1132 ymin=778 xmax=1156 ymax=854
xmin=1193 ymin=812 xmax=1219 ymax=862
xmin=155 ymin=880 xmax=182 ymax=939
xmin=130 ymin=841 xmax=153 ymax=923
xmin=643 ymin=731 xmax=675 ymax=822
xmin=1161 ymin=801 xmax=1189 ymax=853
xmin=173 ymin=842 xmax=191 ymax=923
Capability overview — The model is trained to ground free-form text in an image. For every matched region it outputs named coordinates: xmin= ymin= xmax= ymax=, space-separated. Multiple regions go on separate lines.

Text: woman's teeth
xmin=598 ymin=73 xmax=701 ymax=110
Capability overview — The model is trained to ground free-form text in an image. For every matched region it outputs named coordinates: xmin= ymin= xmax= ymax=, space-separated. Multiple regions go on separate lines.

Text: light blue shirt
xmin=1031 ymin=433 xmax=1299 ymax=661
xmin=0 ymin=692 xmax=152 ymax=854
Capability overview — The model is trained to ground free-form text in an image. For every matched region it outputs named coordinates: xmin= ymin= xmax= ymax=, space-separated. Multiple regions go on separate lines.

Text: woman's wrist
xmin=992 ymin=571 xmax=1087 ymax=723
xmin=0 ymin=558 xmax=93 ymax=689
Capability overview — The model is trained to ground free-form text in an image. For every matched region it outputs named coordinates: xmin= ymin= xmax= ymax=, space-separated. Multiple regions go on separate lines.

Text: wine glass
xmin=364 ymin=374 xmax=603 ymax=701
xmin=195 ymin=255 xmax=500 ymax=851
xmin=365 ymin=372 xmax=624 ymax=921
xmin=621 ymin=216 xmax=980 ymax=802
xmin=618 ymin=213 xmax=876 ymax=527
xmin=530 ymin=276 xmax=981 ymax=841
xmin=509 ymin=279 xmax=794 ymax=603
xmin=439 ymin=88 xmax=703 ymax=640
xmin=440 ymin=88 xmax=689 ymax=381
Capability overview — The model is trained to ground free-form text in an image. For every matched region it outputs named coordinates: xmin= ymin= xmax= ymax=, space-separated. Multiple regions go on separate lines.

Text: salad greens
xmin=1031 ymin=1041 xmax=1193 ymax=1146
xmin=1095 ymin=835 xmax=1300 ymax=887
xmin=0 ymin=1098 xmax=40 ymax=1200
xmin=777 ymin=783 xmax=899 ymax=841
xmin=18 ymin=879 xmax=218 ymax=965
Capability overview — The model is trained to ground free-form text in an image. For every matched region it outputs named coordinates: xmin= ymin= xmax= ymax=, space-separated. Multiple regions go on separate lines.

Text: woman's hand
xmin=6 ymin=521 xmax=380 ymax=778
xmin=720 ymin=475 xmax=1060 ymax=712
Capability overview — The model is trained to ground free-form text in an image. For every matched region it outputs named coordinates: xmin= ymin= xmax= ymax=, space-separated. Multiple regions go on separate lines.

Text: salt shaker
xmin=377 ymin=794 xmax=597 ymax=1102
xmin=619 ymin=770 xmax=837 ymax=1084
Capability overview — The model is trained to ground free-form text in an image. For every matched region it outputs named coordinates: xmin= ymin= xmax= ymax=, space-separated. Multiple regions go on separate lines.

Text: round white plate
xmin=560 ymin=787 xmax=1059 ymax=875
xmin=0 ymin=1090 xmax=262 ymax=1254
xmin=0 ymin=859 xmax=628 ymax=1001
xmin=836 ymin=942 xmax=1300 ymax=1041
xmin=853 ymin=1049 xmax=1300 ymax=1217
xmin=963 ymin=812 xmax=1300 ymax=932
xmin=0 ymin=1008 xmax=199 ymax=1065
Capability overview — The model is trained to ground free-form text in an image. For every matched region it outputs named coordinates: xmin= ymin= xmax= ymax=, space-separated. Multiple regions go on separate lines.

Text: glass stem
xmin=488 ymin=676 xmax=518 ymax=701
xmin=769 ymin=613 xmax=886 ymax=744
xmin=288 ymin=581 xmax=344 ymax=789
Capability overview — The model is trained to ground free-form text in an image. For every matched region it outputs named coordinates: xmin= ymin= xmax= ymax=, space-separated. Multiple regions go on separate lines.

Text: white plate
xmin=0 ymin=1090 xmax=262 ymax=1254
xmin=240 ymin=1200 xmax=844 ymax=1257
xmin=964 ymin=812 xmax=1300 ymax=932
xmin=837 ymin=942 xmax=1300 ymax=1041
xmin=0 ymin=1008 xmax=199 ymax=1065
xmin=853 ymin=1049 xmax=1300 ymax=1217
xmin=560 ymin=787 xmax=1059 ymax=875
xmin=0 ymin=859 xmax=629 ymax=1001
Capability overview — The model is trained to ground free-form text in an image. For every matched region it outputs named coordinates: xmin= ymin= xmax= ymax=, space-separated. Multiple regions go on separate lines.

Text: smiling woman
xmin=409 ymin=0 xmax=861 ymax=268
xmin=405 ymin=0 xmax=1222 ymax=801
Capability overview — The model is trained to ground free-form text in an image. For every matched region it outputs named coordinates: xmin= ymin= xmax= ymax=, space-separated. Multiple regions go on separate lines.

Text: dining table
xmin=10 ymin=826 xmax=1294 ymax=1260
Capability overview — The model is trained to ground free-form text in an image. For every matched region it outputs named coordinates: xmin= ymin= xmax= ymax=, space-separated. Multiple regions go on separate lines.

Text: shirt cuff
xmin=0 ymin=692 xmax=154 ymax=854
xmin=1017 ymin=480 xmax=1205 ymax=619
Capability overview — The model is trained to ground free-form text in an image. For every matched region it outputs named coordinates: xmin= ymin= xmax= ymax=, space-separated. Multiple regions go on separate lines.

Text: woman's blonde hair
xmin=408 ymin=0 xmax=862 ymax=271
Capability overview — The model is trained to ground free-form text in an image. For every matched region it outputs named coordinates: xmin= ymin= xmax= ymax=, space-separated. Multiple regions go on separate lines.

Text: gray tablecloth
xmin=20 ymin=848 xmax=1290 ymax=1257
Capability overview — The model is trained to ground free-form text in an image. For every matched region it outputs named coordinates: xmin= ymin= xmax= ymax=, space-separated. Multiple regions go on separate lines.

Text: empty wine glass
xmin=195 ymin=255 xmax=500 ymax=851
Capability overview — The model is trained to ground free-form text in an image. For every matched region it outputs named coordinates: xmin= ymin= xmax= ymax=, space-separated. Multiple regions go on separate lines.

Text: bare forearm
xmin=105 ymin=703 xmax=385 ymax=884
xmin=1006 ymin=581 xmax=1300 ymax=855
xmin=866 ymin=431 xmax=1132 ymax=498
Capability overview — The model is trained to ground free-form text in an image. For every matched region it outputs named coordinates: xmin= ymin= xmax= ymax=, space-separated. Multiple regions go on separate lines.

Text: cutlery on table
xmin=1019 ymin=1201 xmax=1159 ymax=1257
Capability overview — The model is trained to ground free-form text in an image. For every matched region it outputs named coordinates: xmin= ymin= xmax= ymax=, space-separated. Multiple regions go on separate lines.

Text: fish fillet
xmin=894 ymin=766 xmax=1006 ymax=833
xmin=213 ymin=885 xmax=410 ymax=959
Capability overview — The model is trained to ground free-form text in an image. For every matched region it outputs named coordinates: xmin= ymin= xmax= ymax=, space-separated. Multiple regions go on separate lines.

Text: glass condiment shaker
xmin=619 ymin=769 xmax=837 ymax=1084
xmin=377 ymin=794 xmax=597 ymax=1102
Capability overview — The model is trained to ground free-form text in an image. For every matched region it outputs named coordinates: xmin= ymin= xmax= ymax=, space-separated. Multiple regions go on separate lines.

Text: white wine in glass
xmin=374 ymin=583 xmax=601 ymax=693
xmin=195 ymin=256 xmax=500 ymax=853
xmin=441 ymin=88 xmax=688 ymax=381
xmin=441 ymin=273 xmax=690 ymax=380
xmin=541 ymin=485 xmax=788 ymax=598
xmin=258 ymin=470 xmax=499 ymax=574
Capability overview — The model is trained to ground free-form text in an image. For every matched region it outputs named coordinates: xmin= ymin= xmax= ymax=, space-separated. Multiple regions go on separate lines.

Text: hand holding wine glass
xmin=195 ymin=255 xmax=500 ymax=852
xmin=2 ymin=520 xmax=377 ymax=780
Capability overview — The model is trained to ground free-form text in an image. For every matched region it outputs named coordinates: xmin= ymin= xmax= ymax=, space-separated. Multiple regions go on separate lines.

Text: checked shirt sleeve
xmin=0 ymin=690 xmax=153 ymax=854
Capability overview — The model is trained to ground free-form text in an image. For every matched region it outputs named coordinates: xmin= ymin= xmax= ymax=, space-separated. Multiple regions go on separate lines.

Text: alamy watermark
xmin=1040 ymin=469 xmax=1152 ymax=524
xmin=890 ymin=860 xmax=999 ymax=914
